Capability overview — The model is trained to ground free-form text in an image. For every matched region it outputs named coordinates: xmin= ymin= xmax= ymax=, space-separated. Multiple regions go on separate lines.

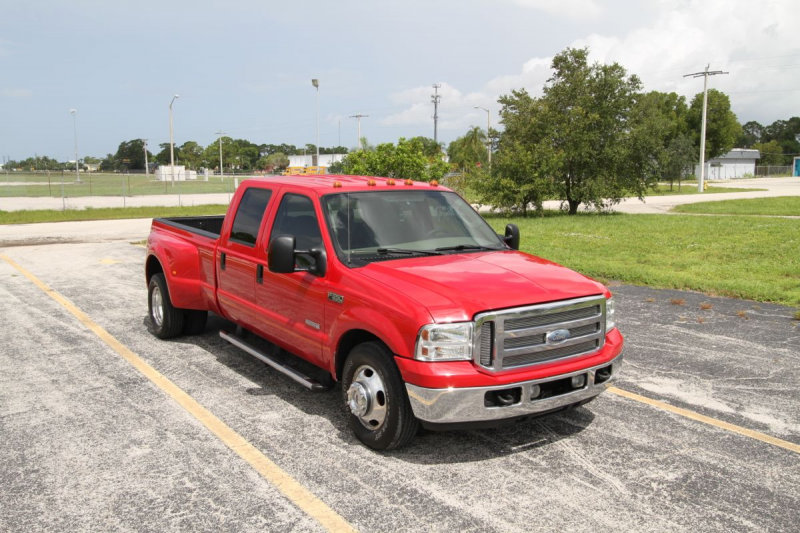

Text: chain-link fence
xmin=754 ymin=166 xmax=792 ymax=177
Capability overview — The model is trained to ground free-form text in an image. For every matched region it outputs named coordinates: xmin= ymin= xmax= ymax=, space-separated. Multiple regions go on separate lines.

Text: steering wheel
xmin=424 ymin=228 xmax=450 ymax=239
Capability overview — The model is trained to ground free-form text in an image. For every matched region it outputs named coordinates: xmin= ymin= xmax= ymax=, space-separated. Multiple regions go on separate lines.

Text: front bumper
xmin=405 ymin=352 xmax=623 ymax=425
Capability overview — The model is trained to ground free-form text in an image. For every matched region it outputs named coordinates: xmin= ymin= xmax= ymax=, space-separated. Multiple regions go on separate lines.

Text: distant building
xmin=155 ymin=165 xmax=197 ymax=181
xmin=288 ymin=154 xmax=346 ymax=169
xmin=695 ymin=148 xmax=760 ymax=179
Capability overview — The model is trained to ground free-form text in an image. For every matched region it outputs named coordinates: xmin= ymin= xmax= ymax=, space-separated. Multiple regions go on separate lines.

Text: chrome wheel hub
xmin=346 ymin=365 xmax=387 ymax=430
xmin=151 ymin=285 xmax=164 ymax=327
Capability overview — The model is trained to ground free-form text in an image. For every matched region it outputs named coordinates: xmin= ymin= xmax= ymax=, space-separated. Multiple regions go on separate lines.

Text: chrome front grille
xmin=473 ymin=296 xmax=606 ymax=372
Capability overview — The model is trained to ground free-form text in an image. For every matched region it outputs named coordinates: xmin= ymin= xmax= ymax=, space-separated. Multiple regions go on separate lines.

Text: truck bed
xmin=154 ymin=215 xmax=225 ymax=239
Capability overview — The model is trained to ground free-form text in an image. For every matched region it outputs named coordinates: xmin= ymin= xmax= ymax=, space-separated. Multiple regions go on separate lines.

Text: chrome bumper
xmin=405 ymin=352 xmax=623 ymax=424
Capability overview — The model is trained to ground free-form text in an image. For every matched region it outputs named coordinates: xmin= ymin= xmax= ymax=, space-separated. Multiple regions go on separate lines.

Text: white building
xmin=287 ymin=154 xmax=346 ymax=169
xmin=695 ymin=148 xmax=760 ymax=180
xmin=155 ymin=165 xmax=197 ymax=181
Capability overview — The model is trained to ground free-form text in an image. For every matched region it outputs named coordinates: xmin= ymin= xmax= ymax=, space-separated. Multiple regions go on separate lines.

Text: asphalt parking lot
xmin=1 ymin=240 xmax=798 ymax=532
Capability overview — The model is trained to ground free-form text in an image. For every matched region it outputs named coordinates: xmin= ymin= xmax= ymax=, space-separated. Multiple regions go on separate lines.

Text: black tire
xmin=148 ymin=273 xmax=184 ymax=339
xmin=342 ymin=342 xmax=419 ymax=451
xmin=182 ymin=310 xmax=208 ymax=335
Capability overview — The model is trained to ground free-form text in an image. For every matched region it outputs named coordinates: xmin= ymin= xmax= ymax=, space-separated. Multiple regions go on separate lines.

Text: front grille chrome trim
xmin=472 ymin=295 xmax=606 ymax=373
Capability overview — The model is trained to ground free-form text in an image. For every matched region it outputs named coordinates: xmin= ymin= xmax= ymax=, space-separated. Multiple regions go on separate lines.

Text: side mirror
xmin=504 ymin=223 xmax=520 ymax=250
xmin=268 ymin=236 xmax=328 ymax=277
xmin=268 ymin=236 xmax=296 ymax=273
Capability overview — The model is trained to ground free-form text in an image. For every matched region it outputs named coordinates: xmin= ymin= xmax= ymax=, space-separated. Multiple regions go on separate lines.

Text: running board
xmin=220 ymin=330 xmax=329 ymax=392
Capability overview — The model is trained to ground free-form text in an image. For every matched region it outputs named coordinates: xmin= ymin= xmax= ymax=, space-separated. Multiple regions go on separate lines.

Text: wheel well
xmin=146 ymin=255 xmax=164 ymax=284
xmin=335 ymin=329 xmax=384 ymax=380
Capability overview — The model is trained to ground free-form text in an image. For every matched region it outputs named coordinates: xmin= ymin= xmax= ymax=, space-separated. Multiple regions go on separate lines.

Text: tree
xmin=258 ymin=152 xmax=289 ymax=170
xmin=178 ymin=141 xmax=203 ymax=170
xmin=337 ymin=137 xmax=448 ymax=181
xmin=473 ymin=141 xmax=552 ymax=215
xmin=687 ymin=89 xmax=742 ymax=160
xmin=661 ymin=135 xmax=697 ymax=190
xmin=407 ymin=136 xmax=443 ymax=158
xmin=111 ymin=139 xmax=152 ymax=170
xmin=762 ymin=117 xmax=800 ymax=164
xmin=448 ymin=127 xmax=488 ymax=170
xmin=738 ymin=120 xmax=764 ymax=148
xmin=752 ymin=140 xmax=784 ymax=166
xmin=493 ymin=47 xmax=646 ymax=214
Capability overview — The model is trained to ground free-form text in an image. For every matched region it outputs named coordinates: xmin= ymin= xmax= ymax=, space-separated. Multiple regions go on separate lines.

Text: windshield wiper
xmin=435 ymin=244 xmax=502 ymax=252
xmin=376 ymin=247 xmax=443 ymax=256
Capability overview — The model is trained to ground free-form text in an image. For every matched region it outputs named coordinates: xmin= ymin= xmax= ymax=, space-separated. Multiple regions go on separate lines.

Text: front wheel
xmin=342 ymin=342 xmax=419 ymax=451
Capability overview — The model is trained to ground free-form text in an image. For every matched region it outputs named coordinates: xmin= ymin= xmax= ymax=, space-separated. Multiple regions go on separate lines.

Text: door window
xmin=270 ymin=194 xmax=323 ymax=267
xmin=229 ymin=187 xmax=272 ymax=246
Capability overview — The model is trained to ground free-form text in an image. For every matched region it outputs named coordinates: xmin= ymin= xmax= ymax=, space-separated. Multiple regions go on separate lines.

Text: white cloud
xmin=383 ymin=0 xmax=800 ymax=134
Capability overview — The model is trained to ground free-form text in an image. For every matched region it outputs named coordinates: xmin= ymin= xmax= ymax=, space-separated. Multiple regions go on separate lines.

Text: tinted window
xmin=270 ymin=194 xmax=323 ymax=268
xmin=230 ymin=187 xmax=272 ymax=246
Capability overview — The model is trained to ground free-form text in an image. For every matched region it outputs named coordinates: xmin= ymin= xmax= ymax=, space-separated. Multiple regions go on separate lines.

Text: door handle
xmin=256 ymin=264 xmax=264 ymax=284
xmin=220 ymin=252 xmax=226 ymax=271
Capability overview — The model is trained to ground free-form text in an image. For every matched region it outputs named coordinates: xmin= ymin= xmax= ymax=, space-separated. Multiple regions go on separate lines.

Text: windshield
xmin=322 ymin=190 xmax=505 ymax=264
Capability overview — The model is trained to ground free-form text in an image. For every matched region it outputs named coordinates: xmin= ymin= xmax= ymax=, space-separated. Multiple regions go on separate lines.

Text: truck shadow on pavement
xmin=147 ymin=314 xmax=595 ymax=464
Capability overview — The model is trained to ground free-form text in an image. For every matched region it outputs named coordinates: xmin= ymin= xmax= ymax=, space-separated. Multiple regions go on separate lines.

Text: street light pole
xmin=70 ymin=109 xmax=81 ymax=183
xmin=475 ymin=106 xmax=491 ymax=167
xmin=216 ymin=131 xmax=226 ymax=180
xmin=312 ymin=78 xmax=320 ymax=173
xmin=349 ymin=114 xmax=368 ymax=150
xmin=142 ymin=139 xmax=149 ymax=177
xmin=169 ymin=94 xmax=180 ymax=204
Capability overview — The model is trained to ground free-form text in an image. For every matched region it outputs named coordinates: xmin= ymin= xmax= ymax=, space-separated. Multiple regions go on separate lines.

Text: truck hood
xmin=359 ymin=250 xmax=606 ymax=323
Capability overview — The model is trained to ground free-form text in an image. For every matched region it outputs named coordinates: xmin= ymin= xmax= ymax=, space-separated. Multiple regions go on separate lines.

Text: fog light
xmin=570 ymin=375 xmax=586 ymax=389
xmin=530 ymin=384 xmax=541 ymax=400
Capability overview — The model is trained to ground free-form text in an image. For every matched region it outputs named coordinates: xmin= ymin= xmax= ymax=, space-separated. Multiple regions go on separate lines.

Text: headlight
xmin=605 ymin=296 xmax=616 ymax=333
xmin=415 ymin=322 xmax=473 ymax=361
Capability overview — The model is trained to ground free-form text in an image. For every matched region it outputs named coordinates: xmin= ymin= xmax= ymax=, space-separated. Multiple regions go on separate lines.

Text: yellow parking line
xmin=609 ymin=386 xmax=800 ymax=455
xmin=1 ymin=253 xmax=356 ymax=533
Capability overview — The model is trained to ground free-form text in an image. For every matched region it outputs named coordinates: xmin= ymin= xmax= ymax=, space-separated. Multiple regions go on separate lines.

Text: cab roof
xmin=244 ymin=174 xmax=453 ymax=195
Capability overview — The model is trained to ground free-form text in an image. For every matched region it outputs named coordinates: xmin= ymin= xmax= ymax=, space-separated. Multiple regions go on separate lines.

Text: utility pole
xmin=312 ymin=78 xmax=320 ymax=173
xmin=684 ymin=65 xmax=728 ymax=192
xmin=474 ymin=106 xmax=492 ymax=167
xmin=349 ymin=114 xmax=368 ymax=150
xmin=70 ymin=109 xmax=81 ymax=183
xmin=431 ymin=84 xmax=441 ymax=143
xmin=142 ymin=139 xmax=149 ymax=177
xmin=216 ymin=131 xmax=226 ymax=180
xmin=169 ymin=94 xmax=180 ymax=205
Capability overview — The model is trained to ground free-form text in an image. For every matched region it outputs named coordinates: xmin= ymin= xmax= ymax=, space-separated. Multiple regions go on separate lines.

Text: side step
xmin=220 ymin=330 xmax=330 ymax=392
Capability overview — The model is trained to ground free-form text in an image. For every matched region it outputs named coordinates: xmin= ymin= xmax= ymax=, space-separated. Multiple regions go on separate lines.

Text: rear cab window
xmin=229 ymin=187 xmax=273 ymax=247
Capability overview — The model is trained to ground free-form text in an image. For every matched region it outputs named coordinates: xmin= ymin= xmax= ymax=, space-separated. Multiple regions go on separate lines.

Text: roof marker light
xmin=367 ymin=179 xmax=376 ymax=186
xmin=386 ymin=178 xmax=395 ymax=185
xmin=404 ymin=179 xmax=413 ymax=186
xmin=430 ymin=180 xmax=439 ymax=187
xmin=333 ymin=181 xmax=342 ymax=188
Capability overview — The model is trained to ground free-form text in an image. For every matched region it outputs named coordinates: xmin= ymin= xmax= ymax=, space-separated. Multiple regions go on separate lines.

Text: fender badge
xmin=328 ymin=292 xmax=344 ymax=304
xmin=305 ymin=319 xmax=321 ymax=330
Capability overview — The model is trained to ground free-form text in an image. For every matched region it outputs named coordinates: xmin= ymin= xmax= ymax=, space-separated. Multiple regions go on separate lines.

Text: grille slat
xmin=504 ymin=305 xmax=600 ymax=331
xmin=474 ymin=297 xmax=606 ymax=372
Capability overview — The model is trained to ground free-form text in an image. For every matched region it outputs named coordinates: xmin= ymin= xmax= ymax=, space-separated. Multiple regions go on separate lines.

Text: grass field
xmin=487 ymin=212 xmax=800 ymax=307
xmin=673 ymin=196 xmax=800 ymax=216
xmin=0 ymin=204 xmax=229 ymax=225
xmin=0 ymin=172 xmax=247 ymax=197
xmin=646 ymin=184 xmax=764 ymax=196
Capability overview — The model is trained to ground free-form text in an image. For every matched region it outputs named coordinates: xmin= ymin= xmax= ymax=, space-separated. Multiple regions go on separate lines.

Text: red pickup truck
xmin=145 ymin=175 xmax=623 ymax=450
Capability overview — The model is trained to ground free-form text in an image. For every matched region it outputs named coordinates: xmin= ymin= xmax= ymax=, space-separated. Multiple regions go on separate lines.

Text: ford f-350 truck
xmin=145 ymin=175 xmax=624 ymax=450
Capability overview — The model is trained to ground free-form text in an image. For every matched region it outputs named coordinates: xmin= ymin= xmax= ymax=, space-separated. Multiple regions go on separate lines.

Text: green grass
xmin=0 ymin=204 xmax=229 ymax=225
xmin=644 ymin=184 xmax=764 ymax=196
xmin=673 ymin=196 xmax=800 ymax=216
xmin=0 ymin=172 xmax=242 ymax=197
xmin=487 ymin=212 xmax=800 ymax=306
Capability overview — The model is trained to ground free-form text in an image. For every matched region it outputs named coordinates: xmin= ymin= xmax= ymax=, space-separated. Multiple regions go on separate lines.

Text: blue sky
xmin=1 ymin=0 xmax=798 ymax=161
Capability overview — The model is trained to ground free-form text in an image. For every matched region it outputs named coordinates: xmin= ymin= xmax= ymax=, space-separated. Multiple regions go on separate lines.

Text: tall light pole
xmin=216 ymin=131 xmax=226 ymax=180
xmin=169 ymin=95 xmax=180 ymax=205
xmin=312 ymin=78 xmax=320 ymax=173
xmin=70 ymin=109 xmax=81 ymax=183
xmin=684 ymin=65 xmax=728 ymax=192
xmin=431 ymin=84 xmax=441 ymax=144
xmin=142 ymin=139 xmax=149 ymax=177
xmin=350 ymin=114 xmax=368 ymax=150
xmin=475 ymin=106 xmax=491 ymax=167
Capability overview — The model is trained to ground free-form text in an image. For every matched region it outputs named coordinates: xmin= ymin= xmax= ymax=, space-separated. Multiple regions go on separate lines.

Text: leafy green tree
xmin=337 ymin=137 xmax=448 ymax=181
xmin=762 ymin=117 xmax=800 ymax=164
xmin=738 ymin=120 xmax=764 ymax=148
xmin=111 ymin=139 xmax=151 ymax=170
xmin=494 ymin=47 xmax=645 ymax=214
xmin=752 ymin=140 xmax=784 ymax=166
xmin=448 ymin=127 xmax=488 ymax=170
xmin=661 ymin=135 xmax=697 ymax=190
xmin=474 ymin=141 xmax=552 ymax=215
xmin=408 ymin=136 xmax=443 ymax=158
xmin=178 ymin=141 xmax=204 ymax=170
xmin=260 ymin=152 xmax=289 ymax=170
xmin=687 ymin=89 xmax=742 ymax=160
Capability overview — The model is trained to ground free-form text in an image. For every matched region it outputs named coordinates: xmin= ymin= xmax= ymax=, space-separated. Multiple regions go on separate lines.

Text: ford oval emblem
xmin=546 ymin=329 xmax=571 ymax=344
